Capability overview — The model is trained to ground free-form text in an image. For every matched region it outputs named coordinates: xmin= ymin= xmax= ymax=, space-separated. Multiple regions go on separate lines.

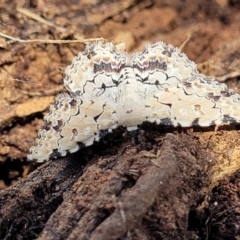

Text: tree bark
xmin=0 ymin=132 xmax=211 ymax=240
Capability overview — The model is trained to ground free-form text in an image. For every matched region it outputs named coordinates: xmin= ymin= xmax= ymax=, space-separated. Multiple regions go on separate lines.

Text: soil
xmin=0 ymin=0 xmax=240 ymax=239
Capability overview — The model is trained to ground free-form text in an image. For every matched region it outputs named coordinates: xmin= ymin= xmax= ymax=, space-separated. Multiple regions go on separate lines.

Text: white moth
xmin=28 ymin=41 xmax=240 ymax=162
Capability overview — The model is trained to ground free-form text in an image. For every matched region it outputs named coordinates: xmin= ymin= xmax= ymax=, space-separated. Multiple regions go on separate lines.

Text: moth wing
xmin=27 ymin=93 xmax=117 ymax=162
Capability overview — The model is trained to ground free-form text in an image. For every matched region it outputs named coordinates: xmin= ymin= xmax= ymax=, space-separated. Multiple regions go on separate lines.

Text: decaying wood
xmin=0 ymin=132 xmax=211 ymax=239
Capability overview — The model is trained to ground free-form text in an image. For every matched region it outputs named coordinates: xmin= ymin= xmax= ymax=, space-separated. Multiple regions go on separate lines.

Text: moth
xmin=28 ymin=41 xmax=240 ymax=162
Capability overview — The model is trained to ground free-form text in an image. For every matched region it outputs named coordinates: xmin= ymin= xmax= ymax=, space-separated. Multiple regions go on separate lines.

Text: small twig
xmin=15 ymin=78 xmax=38 ymax=86
xmin=20 ymin=85 xmax=65 ymax=96
xmin=16 ymin=7 xmax=66 ymax=32
xmin=0 ymin=20 xmax=7 ymax=27
xmin=179 ymin=33 xmax=192 ymax=51
xmin=0 ymin=32 xmax=105 ymax=44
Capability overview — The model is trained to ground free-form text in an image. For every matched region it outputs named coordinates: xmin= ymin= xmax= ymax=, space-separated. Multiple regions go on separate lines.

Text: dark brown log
xmin=0 ymin=132 xmax=211 ymax=240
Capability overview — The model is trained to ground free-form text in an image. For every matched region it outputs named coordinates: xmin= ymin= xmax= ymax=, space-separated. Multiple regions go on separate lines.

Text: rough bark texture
xmin=0 ymin=132 xmax=211 ymax=239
